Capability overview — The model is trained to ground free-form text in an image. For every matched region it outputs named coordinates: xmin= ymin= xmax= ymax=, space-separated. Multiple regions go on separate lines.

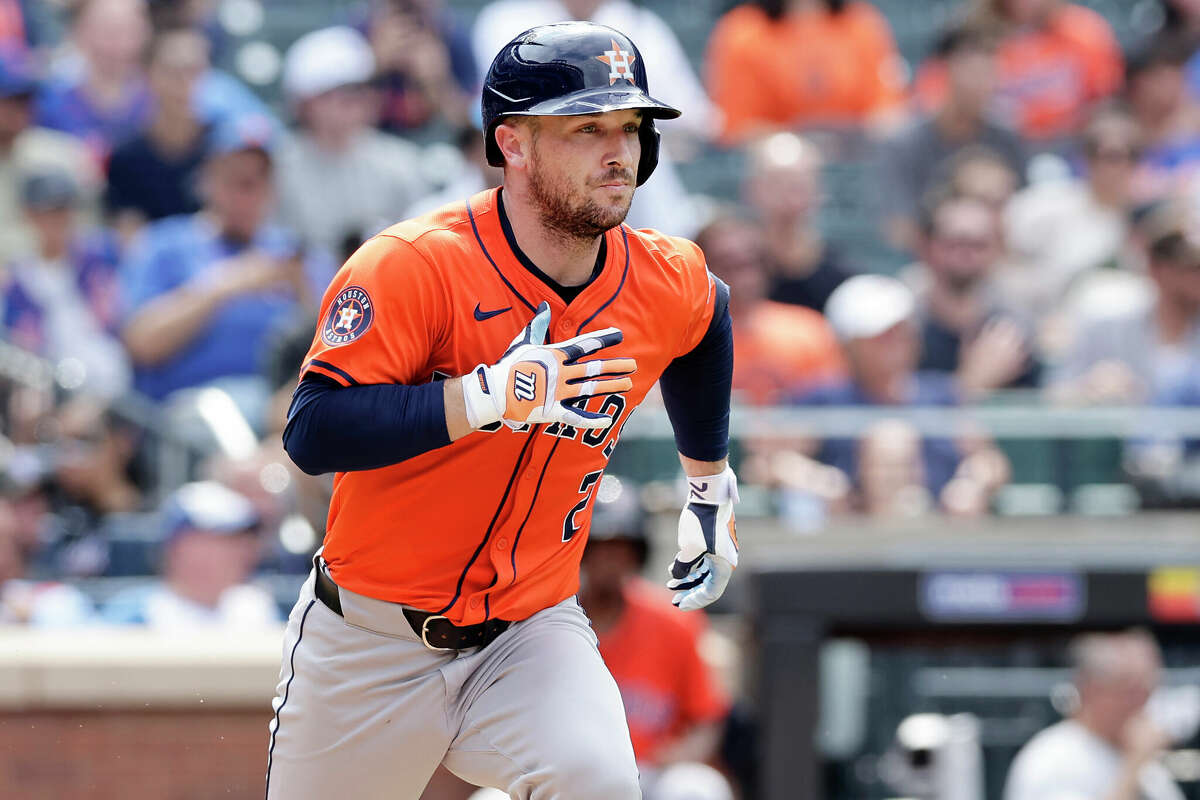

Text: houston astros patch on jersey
xmin=300 ymin=188 xmax=716 ymax=625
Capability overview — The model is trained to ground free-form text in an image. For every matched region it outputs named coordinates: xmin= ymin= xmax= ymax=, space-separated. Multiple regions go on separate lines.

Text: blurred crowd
xmin=0 ymin=0 xmax=1195 ymax=797
xmin=0 ymin=0 xmax=1195 ymax=611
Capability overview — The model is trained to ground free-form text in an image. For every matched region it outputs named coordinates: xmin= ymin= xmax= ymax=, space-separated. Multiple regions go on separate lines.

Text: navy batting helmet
xmin=481 ymin=22 xmax=681 ymax=186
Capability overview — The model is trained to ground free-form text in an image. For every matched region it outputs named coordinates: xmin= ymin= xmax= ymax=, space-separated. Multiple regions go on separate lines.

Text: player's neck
xmin=499 ymin=187 xmax=604 ymax=288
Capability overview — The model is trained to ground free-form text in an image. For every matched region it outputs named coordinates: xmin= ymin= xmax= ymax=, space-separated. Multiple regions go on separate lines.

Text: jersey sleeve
xmin=676 ymin=244 xmax=719 ymax=359
xmin=301 ymin=233 xmax=450 ymax=387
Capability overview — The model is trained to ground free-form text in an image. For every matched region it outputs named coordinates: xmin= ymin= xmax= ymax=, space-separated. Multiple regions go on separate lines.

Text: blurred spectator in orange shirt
xmin=579 ymin=475 xmax=733 ymax=798
xmin=744 ymin=132 xmax=852 ymax=312
xmin=706 ymin=0 xmax=907 ymax=144
xmin=914 ymin=0 xmax=1122 ymax=144
xmin=697 ymin=213 xmax=844 ymax=406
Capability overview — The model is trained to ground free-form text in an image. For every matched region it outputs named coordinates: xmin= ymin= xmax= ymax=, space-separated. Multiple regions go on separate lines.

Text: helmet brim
xmin=488 ymin=84 xmax=680 ymax=121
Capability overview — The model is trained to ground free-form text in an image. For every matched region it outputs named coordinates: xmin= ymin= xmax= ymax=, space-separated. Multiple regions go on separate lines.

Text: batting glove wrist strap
xmin=667 ymin=466 xmax=740 ymax=611
xmin=461 ymin=301 xmax=636 ymax=431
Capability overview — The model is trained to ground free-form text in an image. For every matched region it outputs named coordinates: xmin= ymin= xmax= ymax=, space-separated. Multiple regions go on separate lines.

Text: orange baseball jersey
xmin=596 ymin=578 xmax=730 ymax=764
xmin=301 ymin=188 xmax=717 ymax=625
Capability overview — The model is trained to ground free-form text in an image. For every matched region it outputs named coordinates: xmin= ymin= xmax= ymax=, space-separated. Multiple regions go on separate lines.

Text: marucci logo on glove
xmin=513 ymin=370 xmax=538 ymax=401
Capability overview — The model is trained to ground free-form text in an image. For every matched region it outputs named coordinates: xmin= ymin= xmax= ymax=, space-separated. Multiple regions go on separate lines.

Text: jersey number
xmin=562 ymin=470 xmax=603 ymax=543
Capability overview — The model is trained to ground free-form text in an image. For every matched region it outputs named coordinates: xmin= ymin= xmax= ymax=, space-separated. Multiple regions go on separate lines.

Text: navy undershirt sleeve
xmin=282 ymin=374 xmax=451 ymax=475
xmin=658 ymin=276 xmax=733 ymax=463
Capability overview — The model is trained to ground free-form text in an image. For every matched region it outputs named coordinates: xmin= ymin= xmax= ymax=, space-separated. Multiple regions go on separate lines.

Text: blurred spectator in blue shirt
xmin=1126 ymin=34 xmax=1200 ymax=206
xmin=795 ymin=275 xmax=1010 ymax=516
xmin=105 ymin=27 xmax=211 ymax=240
xmin=34 ymin=0 xmax=152 ymax=162
xmin=102 ymin=481 xmax=280 ymax=628
xmin=0 ymin=46 xmax=100 ymax=263
xmin=276 ymin=26 xmax=429 ymax=262
xmin=367 ymin=0 xmax=476 ymax=139
xmin=2 ymin=168 xmax=130 ymax=399
xmin=119 ymin=116 xmax=333 ymax=411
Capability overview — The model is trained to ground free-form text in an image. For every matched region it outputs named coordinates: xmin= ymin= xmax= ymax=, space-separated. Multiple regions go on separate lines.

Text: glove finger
xmin=675 ymin=588 xmax=716 ymax=611
xmin=566 ymin=377 xmax=634 ymax=399
xmin=557 ymin=328 xmax=623 ymax=362
xmin=666 ymin=569 xmax=710 ymax=592
xmin=561 ymin=358 xmax=637 ymax=382
xmin=505 ymin=302 xmax=551 ymax=354
xmin=669 ymin=553 xmax=705 ymax=580
xmin=528 ymin=303 xmax=551 ymax=346
xmin=556 ymin=406 xmax=615 ymax=430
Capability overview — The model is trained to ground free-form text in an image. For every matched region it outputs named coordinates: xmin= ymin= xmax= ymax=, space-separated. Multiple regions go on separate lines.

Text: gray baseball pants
xmin=265 ymin=565 xmax=640 ymax=799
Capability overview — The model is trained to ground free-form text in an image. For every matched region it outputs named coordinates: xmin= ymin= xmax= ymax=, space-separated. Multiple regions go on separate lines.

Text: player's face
xmin=525 ymin=109 xmax=641 ymax=240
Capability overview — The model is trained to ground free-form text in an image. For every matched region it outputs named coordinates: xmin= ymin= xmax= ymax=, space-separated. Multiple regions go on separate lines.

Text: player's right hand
xmin=462 ymin=301 xmax=636 ymax=431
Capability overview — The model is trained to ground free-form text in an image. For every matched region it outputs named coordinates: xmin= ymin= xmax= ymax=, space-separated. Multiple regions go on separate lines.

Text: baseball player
xmin=268 ymin=22 xmax=738 ymax=800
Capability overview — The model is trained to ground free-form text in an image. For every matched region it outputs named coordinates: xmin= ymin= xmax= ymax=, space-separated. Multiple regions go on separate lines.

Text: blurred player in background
xmin=579 ymin=473 xmax=733 ymax=800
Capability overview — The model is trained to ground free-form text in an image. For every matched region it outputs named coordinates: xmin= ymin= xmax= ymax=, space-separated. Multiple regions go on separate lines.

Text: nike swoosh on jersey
xmin=474 ymin=304 xmax=513 ymax=321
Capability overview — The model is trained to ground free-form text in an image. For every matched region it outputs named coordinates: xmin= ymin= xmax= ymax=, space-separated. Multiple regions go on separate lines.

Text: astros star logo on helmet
xmin=596 ymin=39 xmax=637 ymax=85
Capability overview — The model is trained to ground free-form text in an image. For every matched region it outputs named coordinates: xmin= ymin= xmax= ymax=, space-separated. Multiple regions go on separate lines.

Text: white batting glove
xmin=462 ymin=302 xmax=637 ymax=431
xmin=667 ymin=466 xmax=740 ymax=611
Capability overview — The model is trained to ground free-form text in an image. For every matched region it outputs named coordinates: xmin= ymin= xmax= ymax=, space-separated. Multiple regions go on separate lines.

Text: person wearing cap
xmin=101 ymin=481 xmax=280 ymax=628
xmin=104 ymin=27 xmax=212 ymax=238
xmin=275 ymin=25 xmax=431 ymax=263
xmin=0 ymin=46 xmax=99 ymax=263
xmin=1 ymin=166 xmax=130 ymax=398
xmin=119 ymin=114 xmax=334 ymax=412
xmin=577 ymin=476 xmax=731 ymax=794
xmin=794 ymin=274 xmax=1010 ymax=515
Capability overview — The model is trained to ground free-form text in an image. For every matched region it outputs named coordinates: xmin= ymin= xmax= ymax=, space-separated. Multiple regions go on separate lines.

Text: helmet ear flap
xmin=636 ymin=122 xmax=660 ymax=186
xmin=485 ymin=120 xmax=506 ymax=168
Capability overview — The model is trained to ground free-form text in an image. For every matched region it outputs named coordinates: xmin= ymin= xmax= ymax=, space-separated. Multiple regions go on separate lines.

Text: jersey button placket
xmin=495 ymin=537 xmax=509 ymax=550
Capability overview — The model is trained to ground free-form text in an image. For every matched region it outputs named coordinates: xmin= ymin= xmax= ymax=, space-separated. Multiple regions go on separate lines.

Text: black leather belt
xmin=313 ymin=565 xmax=510 ymax=651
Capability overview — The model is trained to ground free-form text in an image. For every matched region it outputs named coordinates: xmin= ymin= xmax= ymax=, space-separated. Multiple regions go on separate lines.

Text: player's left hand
xmin=667 ymin=466 xmax=739 ymax=611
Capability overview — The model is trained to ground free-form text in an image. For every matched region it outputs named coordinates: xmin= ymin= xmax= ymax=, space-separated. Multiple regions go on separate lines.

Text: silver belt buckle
xmin=420 ymin=614 xmax=455 ymax=651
